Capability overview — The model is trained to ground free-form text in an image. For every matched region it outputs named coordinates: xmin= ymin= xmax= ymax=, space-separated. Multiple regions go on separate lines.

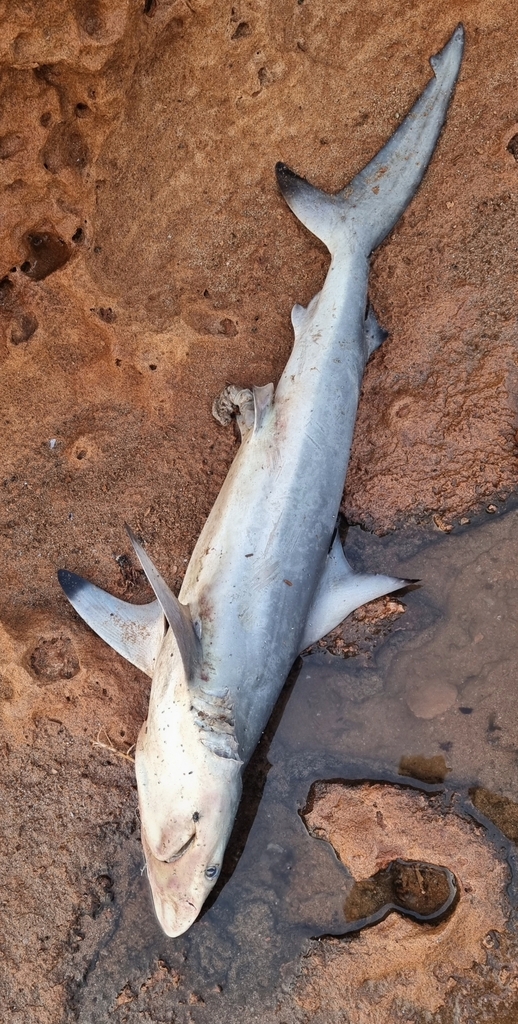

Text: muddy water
xmin=73 ymin=508 xmax=518 ymax=1023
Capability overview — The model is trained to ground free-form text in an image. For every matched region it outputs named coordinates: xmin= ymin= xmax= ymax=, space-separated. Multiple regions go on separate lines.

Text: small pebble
xmin=406 ymin=680 xmax=457 ymax=719
xmin=433 ymin=514 xmax=452 ymax=533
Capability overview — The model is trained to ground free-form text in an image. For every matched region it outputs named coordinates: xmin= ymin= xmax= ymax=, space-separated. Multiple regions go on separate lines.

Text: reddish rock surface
xmin=1 ymin=2 xmax=518 ymax=1022
xmin=299 ymin=782 xmax=513 ymax=1022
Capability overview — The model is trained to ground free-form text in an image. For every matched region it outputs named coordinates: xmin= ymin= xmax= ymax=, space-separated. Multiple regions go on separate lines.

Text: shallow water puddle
xmin=74 ymin=508 xmax=518 ymax=1023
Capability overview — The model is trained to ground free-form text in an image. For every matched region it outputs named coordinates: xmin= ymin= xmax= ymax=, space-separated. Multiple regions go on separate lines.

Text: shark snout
xmin=153 ymin=887 xmax=199 ymax=938
xmin=147 ymin=862 xmax=203 ymax=937
xmin=142 ymin=833 xmax=207 ymax=937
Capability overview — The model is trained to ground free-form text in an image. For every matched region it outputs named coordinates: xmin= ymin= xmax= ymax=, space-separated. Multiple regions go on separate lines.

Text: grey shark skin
xmin=58 ymin=26 xmax=464 ymax=937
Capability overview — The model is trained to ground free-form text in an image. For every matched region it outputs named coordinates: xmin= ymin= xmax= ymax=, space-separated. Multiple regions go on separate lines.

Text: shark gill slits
xmin=164 ymin=832 xmax=196 ymax=863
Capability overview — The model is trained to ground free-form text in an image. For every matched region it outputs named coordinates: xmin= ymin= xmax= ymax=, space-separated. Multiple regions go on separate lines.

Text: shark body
xmin=59 ymin=26 xmax=464 ymax=937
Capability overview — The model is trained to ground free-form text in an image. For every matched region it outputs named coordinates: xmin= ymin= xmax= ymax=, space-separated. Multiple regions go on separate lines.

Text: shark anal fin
xmin=58 ymin=569 xmax=165 ymax=677
xmin=290 ymin=292 xmax=321 ymax=335
xmin=299 ymin=534 xmax=412 ymax=652
xmin=125 ymin=525 xmax=201 ymax=677
xmin=365 ymin=304 xmax=388 ymax=357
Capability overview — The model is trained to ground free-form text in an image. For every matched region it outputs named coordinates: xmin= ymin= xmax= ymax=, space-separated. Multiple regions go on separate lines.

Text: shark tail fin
xmin=276 ymin=25 xmax=464 ymax=257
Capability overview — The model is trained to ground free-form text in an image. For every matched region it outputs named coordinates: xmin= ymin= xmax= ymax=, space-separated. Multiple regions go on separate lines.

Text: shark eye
xmin=205 ymin=865 xmax=219 ymax=880
xmin=164 ymin=832 xmax=195 ymax=863
xmin=192 ymin=812 xmax=200 ymax=822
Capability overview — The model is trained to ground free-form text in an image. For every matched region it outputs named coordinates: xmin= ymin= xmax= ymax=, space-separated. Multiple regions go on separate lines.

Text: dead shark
xmin=58 ymin=25 xmax=464 ymax=937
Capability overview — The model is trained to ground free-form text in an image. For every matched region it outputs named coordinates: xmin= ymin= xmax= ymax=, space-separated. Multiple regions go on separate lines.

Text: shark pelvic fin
xmin=57 ymin=569 xmax=165 ymax=676
xmin=299 ymin=533 xmax=413 ymax=652
xmin=125 ymin=525 xmax=201 ymax=676
xmin=276 ymin=25 xmax=464 ymax=258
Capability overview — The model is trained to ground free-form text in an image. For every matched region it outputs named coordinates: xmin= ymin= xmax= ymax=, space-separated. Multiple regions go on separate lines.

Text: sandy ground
xmin=1 ymin=2 xmax=518 ymax=1022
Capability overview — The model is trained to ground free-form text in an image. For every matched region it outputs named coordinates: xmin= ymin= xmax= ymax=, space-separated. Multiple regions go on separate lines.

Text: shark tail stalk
xmin=58 ymin=27 xmax=464 ymax=939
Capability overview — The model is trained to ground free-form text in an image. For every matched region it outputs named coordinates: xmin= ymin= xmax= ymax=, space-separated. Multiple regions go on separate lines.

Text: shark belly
xmin=180 ymin=257 xmax=369 ymax=758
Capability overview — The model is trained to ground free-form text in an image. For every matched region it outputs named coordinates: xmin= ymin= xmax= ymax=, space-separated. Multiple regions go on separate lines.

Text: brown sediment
xmin=470 ymin=787 xmax=518 ymax=844
xmin=398 ymin=753 xmax=451 ymax=784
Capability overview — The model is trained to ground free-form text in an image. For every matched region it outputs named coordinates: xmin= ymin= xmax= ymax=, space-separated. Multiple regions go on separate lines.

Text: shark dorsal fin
xmin=125 ymin=525 xmax=201 ymax=677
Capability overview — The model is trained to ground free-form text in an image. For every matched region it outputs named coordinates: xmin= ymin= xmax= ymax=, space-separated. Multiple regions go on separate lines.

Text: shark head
xmin=135 ymin=630 xmax=243 ymax=937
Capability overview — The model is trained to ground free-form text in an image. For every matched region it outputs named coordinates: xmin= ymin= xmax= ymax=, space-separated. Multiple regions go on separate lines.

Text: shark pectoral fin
xmin=125 ymin=525 xmax=201 ymax=676
xmin=57 ymin=570 xmax=165 ymax=676
xmin=299 ymin=534 xmax=412 ymax=652
xmin=253 ymin=383 xmax=274 ymax=431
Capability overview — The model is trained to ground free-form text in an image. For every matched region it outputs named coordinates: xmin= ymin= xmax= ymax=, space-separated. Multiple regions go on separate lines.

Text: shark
xmin=58 ymin=25 xmax=464 ymax=937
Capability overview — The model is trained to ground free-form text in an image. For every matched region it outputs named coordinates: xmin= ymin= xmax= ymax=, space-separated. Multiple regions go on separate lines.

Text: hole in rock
xmin=11 ymin=314 xmax=38 ymax=345
xmin=0 ymin=132 xmax=24 ymax=159
xmin=0 ymin=276 xmax=14 ymax=306
xmin=231 ymin=21 xmax=251 ymax=39
xmin=343 ymin=858 xmax=459 ymax=930
xmin=22 ymin=230 xmax=71 ymax=280
xmin=507 ymin=133 xmax=518 ymax=159
xmin=95 ymin=307 xmax=116 ymax=323
xmin=41 ymin=123 xmax=89 ymax=173
xmin=29 ymin=637 xmax=80 ymax=681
